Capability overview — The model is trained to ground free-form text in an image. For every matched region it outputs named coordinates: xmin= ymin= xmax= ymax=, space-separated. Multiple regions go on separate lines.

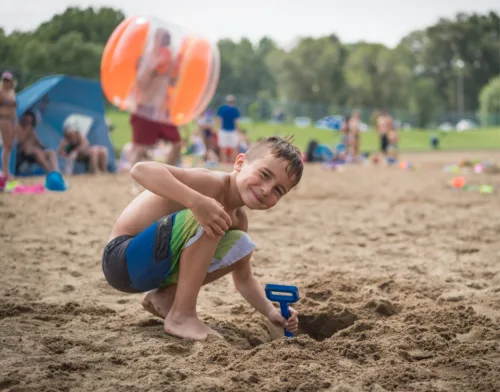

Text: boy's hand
xmin=191 ymin=195 xmax=232 ymax=238
xmin=267 ymin=306 xmax=299 ymax=333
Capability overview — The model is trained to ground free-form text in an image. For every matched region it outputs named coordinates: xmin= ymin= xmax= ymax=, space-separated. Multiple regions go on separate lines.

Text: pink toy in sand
xmin=12 ymin=184 xmax=46 ymax=194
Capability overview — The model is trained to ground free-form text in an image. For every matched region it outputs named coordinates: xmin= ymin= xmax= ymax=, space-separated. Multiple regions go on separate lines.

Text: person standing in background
xmin=376 ymin=110 xmax=394 ymax=157
xmin=348 ymin=110 xmax=361 ymax=160
xmin=0 ymin=71 xmax=17 ymax=184
xmin=128 ymin=29 xmax=182 ymax=193
xmin=216 ymin=95 xmax=240 ymax=163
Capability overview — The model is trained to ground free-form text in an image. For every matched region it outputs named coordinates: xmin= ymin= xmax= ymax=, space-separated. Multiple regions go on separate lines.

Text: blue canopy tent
xmin=1 ymin=75 xmax=116 ymax=175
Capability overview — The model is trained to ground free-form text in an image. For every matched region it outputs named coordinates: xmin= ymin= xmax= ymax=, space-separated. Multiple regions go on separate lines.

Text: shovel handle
xmin=280 ymin=302 xmax=293 ymax=338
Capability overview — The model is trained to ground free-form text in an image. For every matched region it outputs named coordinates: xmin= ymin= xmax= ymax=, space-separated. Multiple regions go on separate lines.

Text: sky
xmin=1 ymin=0 xmax=499 ymax=48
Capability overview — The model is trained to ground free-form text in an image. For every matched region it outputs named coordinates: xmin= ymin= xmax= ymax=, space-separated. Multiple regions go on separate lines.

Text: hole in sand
xmin=298 ymin=304 xmax=358 ymax=341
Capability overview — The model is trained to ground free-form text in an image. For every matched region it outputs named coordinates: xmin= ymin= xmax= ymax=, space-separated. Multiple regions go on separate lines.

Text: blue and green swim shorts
xmin=102 ymin=209 xmax=256 ymax=293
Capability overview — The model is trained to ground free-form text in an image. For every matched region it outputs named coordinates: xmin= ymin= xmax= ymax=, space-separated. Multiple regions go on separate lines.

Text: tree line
xmin=1 ymin=7 xmax=499 ymax=127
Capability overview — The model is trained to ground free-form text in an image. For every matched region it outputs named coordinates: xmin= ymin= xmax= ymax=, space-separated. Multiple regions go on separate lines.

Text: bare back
xmin=377 ymin=114 xmax=392 ymax=135
xmin=110 ymin=168 xmax=245 ymax=240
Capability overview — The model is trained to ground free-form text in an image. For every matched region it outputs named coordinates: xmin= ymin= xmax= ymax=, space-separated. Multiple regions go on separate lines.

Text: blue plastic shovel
xmin=265 ymin=284 xmax=300 ymax=338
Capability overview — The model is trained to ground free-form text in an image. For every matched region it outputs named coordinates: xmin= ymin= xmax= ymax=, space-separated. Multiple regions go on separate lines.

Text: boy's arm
xmin=230 ymin=209 xmax=271 ymax=315
xmin=230 ymin=208 xmax=272 ymax=315
xmin=232 ymin=260 xmax=275 ymax=317
xmin=232 ymin=262 xmax=299 ymax=332
xmin=130 ymin=162 xmax=231 ymax=237
xmin=231 ymin=210 xmax=299 ymax=332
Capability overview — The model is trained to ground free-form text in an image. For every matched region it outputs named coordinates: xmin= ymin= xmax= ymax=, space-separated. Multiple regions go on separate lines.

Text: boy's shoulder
xmin=169 ymin=165 xmax=230 ymax=200
xmin=184 ymin=167 xmax=229 ymax=184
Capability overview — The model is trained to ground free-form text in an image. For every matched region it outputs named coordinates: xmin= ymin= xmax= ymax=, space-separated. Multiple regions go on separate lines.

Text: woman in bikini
xmin=340 ymin=114 xmax=355 ymax=160
xmin=348 ymin=110 xmax=361 ymax=160
xmin=0 ymin=71 xmax=18 ymax=181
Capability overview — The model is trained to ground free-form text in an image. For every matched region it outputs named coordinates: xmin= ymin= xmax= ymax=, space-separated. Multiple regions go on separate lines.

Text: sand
xmin=1 ymin=151 xmax=500 ymax=392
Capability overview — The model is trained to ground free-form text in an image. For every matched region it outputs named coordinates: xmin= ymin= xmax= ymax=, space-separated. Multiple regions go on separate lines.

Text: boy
xmin=102 ymin=136 xmax=303 ymax=340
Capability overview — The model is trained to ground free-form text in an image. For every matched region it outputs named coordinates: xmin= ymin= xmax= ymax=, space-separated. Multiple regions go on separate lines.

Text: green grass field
xmin=107 ymin=111 xmax=500 ymax=153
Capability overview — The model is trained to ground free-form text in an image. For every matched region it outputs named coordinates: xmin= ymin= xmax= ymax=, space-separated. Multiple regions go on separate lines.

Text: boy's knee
xmin=229 ymin=229 xmax=251 ymax=241
xmin=237 ymin=251 xmax=252 ymax=264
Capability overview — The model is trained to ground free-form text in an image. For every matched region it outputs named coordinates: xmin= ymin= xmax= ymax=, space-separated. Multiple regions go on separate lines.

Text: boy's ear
xmin=234 ymin=153 xmax=246 ymax=171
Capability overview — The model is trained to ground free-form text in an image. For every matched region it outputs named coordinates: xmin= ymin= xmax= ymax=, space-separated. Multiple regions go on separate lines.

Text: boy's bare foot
xmin=164 ymin=313 xmax=222 ymax=340
xmin=142 ymin=286 xmax=176 ymax=319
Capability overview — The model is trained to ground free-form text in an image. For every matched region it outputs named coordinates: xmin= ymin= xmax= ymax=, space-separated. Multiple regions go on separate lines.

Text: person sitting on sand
xmin=102 ymin=136 xmax=302 ymax=340
xmin=17 ymin=111 xmax=60 ymax=174
xmin=57 ymin=126 xmax=108 ymax=174
xmin=198 ymin=114 xmax=219 ymax=163
xmin=237 ymin=129 xmax=251 ymax=154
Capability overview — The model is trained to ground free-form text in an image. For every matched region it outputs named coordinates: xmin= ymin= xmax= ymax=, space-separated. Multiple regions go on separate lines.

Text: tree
xmin=35 ymin=7 xmax=125 ymax=45
xmin=400 ymin=11 xmax=500 ymax=112
xmin=344 ymin=43 xmax=391 ymax=108
xmin=216 ymin=37 xmax=277 ymax=97
xmin=278 ymin=37 xmax=345 ymax=110
xmin=408 ymin=77 xmax=443 ymax=127
xmin=479 ymin=76 xmax=500 ymax=126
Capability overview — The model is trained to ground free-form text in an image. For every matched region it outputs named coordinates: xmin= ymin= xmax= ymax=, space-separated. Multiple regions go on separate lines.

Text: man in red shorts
xmin=129 ymin=28 xmax=182 ymax=176
xmin=129 ymin=115 xmax=181 ymax=164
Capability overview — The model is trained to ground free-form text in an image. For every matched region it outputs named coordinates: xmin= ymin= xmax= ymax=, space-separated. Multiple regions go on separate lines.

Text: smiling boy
xmin=102 ymin=136 xmax=303 ymax=340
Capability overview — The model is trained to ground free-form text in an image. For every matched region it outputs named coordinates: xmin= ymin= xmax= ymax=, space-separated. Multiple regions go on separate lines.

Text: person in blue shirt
xmin=216 ymin=95 xmax=240 ymax=163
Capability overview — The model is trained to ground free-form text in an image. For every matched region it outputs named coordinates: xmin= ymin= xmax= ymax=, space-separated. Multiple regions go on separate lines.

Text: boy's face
xmin=234 ymin=152 xmax=297 ymax=210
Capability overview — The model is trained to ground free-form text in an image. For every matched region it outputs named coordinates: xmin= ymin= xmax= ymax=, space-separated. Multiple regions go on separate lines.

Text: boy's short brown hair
xmin=245 ymin=135 xmax=303 ymax=185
